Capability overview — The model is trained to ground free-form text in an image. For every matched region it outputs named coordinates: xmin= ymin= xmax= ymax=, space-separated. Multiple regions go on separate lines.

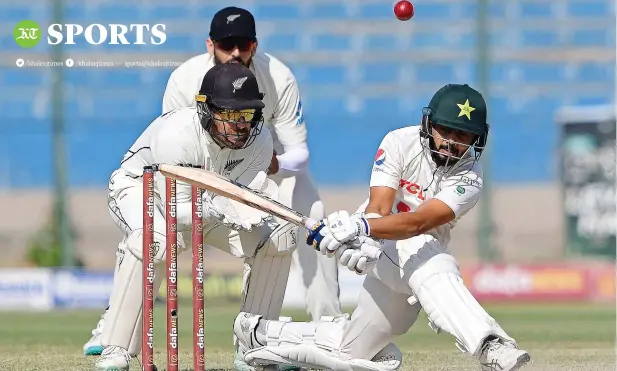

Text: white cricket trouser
xmin=270 ymin=171 xmax=343 ymax=320
xmin=339 ymin=239 xmax=423 ymax=359
xmin=340 ymin=235 xmax=513 ymax=359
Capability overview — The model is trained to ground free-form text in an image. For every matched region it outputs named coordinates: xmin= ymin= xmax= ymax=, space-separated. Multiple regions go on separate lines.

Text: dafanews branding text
xmin=47 ymin=24 xmax=166 ymax=45
xmin=14 ymin=20 xmax=166 ymax=48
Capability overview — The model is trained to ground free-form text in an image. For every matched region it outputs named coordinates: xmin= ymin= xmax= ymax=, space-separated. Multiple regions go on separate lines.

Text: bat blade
xmin=156 ymin=164 xmax=317 ymax=229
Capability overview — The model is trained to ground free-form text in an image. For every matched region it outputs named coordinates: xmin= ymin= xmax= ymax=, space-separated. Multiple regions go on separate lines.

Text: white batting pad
xmin=101 ymin=250 xmax=165 ymax=356
xmin=407 ymin=242 xmax=515 ymax=355
xmin=349 ymin=343 xmax=403 ymax=371
xmin=243 ymin=316 xmax=402 ymax=371
xmin=240 ymin=222 xmax=299 ymax=320
xmin=274 ymin=172 xmax=342 ymax=321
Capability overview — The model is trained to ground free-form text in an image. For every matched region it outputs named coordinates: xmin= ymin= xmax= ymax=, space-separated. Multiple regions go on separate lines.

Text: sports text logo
xmin=13 ymin=19 xmax=166 ymax=48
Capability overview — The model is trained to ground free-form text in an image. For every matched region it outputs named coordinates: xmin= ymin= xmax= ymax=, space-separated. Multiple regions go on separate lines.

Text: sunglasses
xmin=215 ymin=37 xmax=254 ymax=52
xmin=217 ymin=109 xmax=256 ymax=122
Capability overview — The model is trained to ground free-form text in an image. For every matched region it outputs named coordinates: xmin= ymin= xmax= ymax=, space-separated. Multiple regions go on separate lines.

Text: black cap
xmin=209 ymin=7 xmax=257 ymax=41
xmin=197 ymin=63 xmax=265 ymax=110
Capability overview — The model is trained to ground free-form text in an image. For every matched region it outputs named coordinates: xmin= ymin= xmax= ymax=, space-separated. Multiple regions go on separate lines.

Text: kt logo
xmin=14 ymin=20 xmax=41 ymax=48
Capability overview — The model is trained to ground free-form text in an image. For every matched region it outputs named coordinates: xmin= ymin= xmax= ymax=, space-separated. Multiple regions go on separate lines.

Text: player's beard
xmin=214 ymin=53 xmax=252 ymax=68
xmin=429 ymin=138 xmax=461 ymax=167
xmin=209 ymin=119 xmax=251 ymax=149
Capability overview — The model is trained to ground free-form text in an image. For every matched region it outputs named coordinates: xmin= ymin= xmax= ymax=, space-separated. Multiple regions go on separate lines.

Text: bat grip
xmin=304 ymin=218 xmax=318 ymax=230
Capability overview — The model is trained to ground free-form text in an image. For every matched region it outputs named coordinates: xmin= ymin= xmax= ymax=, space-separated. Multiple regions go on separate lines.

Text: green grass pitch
xmin=0 ymin=301 xmax=614 ymax=370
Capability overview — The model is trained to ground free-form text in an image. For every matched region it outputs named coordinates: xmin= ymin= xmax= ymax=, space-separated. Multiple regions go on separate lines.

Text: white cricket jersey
xmin=118 ymin=106 xmax=273 ymax=228
xmin=361 ymin=125 xmax=483 ymax=247
xmin=162 ymin=53 xmax=307 ymax=158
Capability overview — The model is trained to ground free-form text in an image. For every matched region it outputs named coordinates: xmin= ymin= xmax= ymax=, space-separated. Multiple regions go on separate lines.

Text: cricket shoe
xmin=478 ymin=337 xmax=531 ymax=371
xmin=234 ymin=313 xmax=264 ymax=371
xmin=84 ymin=310 xmax=107 ymax=356
xmin=233 ymin=313 xmax=305 ymax=371
xmin=95 ymin=346 xmax=132 ymax=371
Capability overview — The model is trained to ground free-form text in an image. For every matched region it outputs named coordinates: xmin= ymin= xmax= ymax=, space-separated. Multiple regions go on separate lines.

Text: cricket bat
xmin=155 ymin=164 xmax=317 ymax=230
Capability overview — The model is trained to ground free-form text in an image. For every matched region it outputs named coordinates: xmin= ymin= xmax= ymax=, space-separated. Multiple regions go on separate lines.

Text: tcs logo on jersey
xmin=396 ymin=179 xmax=425 ymax=213
xmin=399 ymin=179 xmax=425 ymax=200
xmin=374 ymin=149 xmax=386 ymax=165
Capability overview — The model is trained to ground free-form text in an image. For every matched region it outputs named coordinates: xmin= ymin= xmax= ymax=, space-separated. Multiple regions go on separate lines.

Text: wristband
xmin=359 ymin=217 xmax=370 ymax=236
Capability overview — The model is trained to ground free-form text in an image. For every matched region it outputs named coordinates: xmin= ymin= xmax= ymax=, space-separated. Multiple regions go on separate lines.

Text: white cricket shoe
xmin=478 ymin=338 xmax=531 ymax=371
xmin=234 ymin=312 xmax=263 ymax=351
xmin=233 ymin=313 xmax=304 ymax=371
xmin=234 ymin=312 xmax=263 ymax=371
xmin=95 ymin=346 xmax=132 ymax=371
xmin=84 ymin=310 xmax=107 ymax=356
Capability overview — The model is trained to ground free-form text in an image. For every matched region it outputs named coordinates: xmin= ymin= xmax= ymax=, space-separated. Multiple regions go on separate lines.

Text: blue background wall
xmin=0 ymin=0 xmax=614 ymax=187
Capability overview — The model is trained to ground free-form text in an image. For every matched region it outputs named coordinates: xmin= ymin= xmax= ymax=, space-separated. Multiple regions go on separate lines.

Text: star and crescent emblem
xmin=457 ymin=99 xmax=475 ymax=120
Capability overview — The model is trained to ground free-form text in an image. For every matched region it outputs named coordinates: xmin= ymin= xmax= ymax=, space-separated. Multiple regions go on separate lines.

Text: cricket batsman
xmin=232 ymin=84 xmax=532 ymax=371
xmin=93 ymin=63 xmax=300 ymax=371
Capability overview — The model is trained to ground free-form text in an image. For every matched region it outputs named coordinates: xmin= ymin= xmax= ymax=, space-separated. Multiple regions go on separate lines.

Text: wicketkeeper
xmin=94 ymin=63 xmax=299 ymax=371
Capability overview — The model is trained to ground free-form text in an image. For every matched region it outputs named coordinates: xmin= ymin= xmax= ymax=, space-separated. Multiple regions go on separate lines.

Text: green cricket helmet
xmin=420 ymin=83 xmax=490 ymax=163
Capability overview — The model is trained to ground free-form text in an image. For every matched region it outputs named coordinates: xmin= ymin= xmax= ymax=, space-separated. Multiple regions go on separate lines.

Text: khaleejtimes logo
xmin=13 ymin=20 xmax=167 ymax=47
xmin=14 ymin=20 xmax=41 ymax=48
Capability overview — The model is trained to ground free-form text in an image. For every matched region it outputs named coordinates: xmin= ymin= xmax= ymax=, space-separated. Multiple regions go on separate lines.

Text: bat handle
xmin=304 ymin=218 xmax=318 ymax=230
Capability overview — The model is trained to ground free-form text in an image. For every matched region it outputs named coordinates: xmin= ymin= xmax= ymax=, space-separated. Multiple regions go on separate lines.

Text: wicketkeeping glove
xmin=202 ymin=171 xmax=276 ymax=231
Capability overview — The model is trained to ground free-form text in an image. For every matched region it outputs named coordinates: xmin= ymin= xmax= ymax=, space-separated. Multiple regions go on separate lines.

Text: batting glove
xmin=339 ymin=236 xmax=383 ymax=275
xmin=306 ymin=210 xmax=370 ymax=255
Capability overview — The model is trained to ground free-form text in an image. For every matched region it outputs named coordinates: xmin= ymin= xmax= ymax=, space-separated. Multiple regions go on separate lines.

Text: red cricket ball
xmin=394 ymin=0 xmax=414 ymax=21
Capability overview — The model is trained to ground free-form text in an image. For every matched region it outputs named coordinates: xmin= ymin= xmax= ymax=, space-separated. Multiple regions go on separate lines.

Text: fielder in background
xmin=93 ymin=63 xmax=300 ymax=371
xmin=233 ymin=84 xmax=532 ymax=371
xmin=164 ymin=7 xmax=342 ymax=323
